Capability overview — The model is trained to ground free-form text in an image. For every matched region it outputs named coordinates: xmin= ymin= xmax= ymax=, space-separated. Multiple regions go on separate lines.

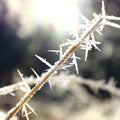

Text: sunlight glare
xmin=34 ymin=0 xmax=80 ymax=33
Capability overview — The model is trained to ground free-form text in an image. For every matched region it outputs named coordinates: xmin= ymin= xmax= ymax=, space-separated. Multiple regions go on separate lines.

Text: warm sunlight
xmin=33 ymin=0 xmax=80 ymax=33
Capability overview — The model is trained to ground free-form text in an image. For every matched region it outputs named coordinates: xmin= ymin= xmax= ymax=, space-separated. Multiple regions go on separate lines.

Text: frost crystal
xmin=7 ymin=1 xmax=120 ymax=120
xmin=35 ymin=0 xmax=120 ymax=75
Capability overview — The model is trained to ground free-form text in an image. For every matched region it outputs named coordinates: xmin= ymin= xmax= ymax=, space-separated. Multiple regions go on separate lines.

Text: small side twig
xmin=0 ymin=76 xmax=35 ymax=96
xmin=52 ymin=72 xmax=120 ymax=97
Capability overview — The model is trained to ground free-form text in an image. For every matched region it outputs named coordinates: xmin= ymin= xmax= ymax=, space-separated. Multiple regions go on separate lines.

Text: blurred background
xmin=0 ymin=0 xmax=120 ymax=119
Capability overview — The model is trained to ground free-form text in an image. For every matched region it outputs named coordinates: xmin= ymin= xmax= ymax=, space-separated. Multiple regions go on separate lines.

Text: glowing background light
xmin=33 ymin=0 xmax=80 ymax=33
xmin=5 ymin=0 xmax=91 ymax=37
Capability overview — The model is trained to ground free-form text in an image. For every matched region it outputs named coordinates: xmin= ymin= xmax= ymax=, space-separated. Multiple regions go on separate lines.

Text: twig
xmin=6 ymin=16 xmax=103 ymax=120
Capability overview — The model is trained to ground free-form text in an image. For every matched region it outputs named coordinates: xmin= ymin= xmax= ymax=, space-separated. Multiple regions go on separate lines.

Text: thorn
xmin=17 ymin=69 xmax=30 ymax=91
xmin=48 ymin=79 xmax=52 ymax=90
xmin=35 ymin=55 xmax=52 ymax=68
xmin=31 ymin=68 xmax=40 ymax=78
xmin=102 ymin=0 xmax=106 ymax=17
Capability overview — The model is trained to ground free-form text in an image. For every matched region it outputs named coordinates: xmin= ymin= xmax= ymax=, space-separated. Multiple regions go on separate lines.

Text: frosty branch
xmin=6 ymin=1 xmax=120 ymax=120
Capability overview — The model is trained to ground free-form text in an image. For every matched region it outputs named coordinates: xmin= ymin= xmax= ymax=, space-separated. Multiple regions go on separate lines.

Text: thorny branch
xmin=6 ymin=15 xmax=103 ymax=120
xmin=6 ymin=1 xmax=120 ymax=119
